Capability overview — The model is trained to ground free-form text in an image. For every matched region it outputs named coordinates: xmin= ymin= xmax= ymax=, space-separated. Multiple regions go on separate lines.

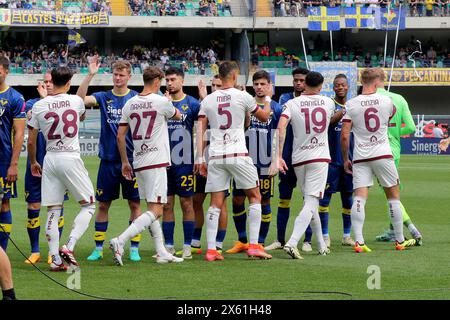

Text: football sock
xmin=148 ymin=217 xmax=167 ymax=256
xmin=58 ymin=208 xmax=64 ymax=239
xmin=162 ymin=221 xmax=175 ymax=247
xmin=389 ymin=199 xmax=405 ymax=243
xmin=277 ymin=198 xmax=291 ymax=245
xmin=66 ymin=204 xmax=95 ymax=251
xmin=351 ymin=196 xmax=366 ymax=244
xmin=311 ymin=209 xmax=327 ymax=251
xmin=94 ymin=221 xmax=108 ymax=250
xmin=319 ymin=206 xmax=329 ymax=237
xmin=206 ymin=207 xmax=220 ymax=250
xmin=258 ymin=204 xmax=271 ymax=244
xmin=216 ymin=229 xmax=226 ymax=250
xmin=183 ymin=220 xmax=195 ymax=246
xmin=119 ymin=211 xmax=156 ymax=243
xmin=232 ymin=203 xmax=247 ymax=243
xmin=248 ymin=203 xmax=262 ymax=245
xmin=191 ymin=227 xmax=202 ymax=247
xmin=2 ymin=288 xmax=16 ymax=300
xmin=303 ymin=225 xmax=312 ymax=243
xmin=342 ymin=208 xmax=352 ymax=238
xmin=0 ymin=210 xmax=12 ymax=251
xmin=129 ymin=220 xmax=141 ymax=249
xmin=286 ymin=195 xmax=318 ymax=248
xmin=27 ymin=209 xmax=41 ymax=253
xmin=46 ymin=208 xmax=62 ymax=264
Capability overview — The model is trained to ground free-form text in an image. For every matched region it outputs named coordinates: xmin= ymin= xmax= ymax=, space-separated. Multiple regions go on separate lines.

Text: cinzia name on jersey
xmin=361 ymin=99 xmax=380 ymax=107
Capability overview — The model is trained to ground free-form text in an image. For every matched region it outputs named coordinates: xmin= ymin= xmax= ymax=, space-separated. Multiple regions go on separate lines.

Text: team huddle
xmin=0 ymin=56 xmax=423 ymax=271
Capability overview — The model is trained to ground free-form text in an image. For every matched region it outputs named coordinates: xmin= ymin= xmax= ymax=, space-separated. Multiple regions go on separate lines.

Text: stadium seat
xmin=16 ymin=67 xmax=24 ymax=74
xmin=80 ymin=67 xmax=88 ymax=74
xmin=437 ymin=61 xmax=444 ymax=68
xmin=178 ymin=10 xmax=186 ymax=16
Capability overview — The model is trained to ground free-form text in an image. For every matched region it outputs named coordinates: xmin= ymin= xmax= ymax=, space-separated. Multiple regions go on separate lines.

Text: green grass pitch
xmin=5 ymin=155 xmax=450 ymax=300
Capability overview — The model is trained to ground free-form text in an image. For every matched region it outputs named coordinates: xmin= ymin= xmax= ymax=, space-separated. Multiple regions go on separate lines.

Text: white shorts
xmin=205 ymin=156 xmax=259 ymax=193
xmin=41 ymin=153 xmax=95 ymax=206
xmin=353 ymin=158 xmax=399 ymax=189
xmin=135 ymin=167 xmax=168 ymax=204
xmin=294 ymin=162 xmax=329 ymax=198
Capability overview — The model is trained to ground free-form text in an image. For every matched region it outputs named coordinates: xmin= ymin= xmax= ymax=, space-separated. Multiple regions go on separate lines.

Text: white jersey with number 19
xmin=343 ymin=93 xmax=395 ymax=163
xmin=281 ymin=94 xmax=335 ymax=166
xmin=119 ymin=93 xmax=176 ymax=172
xmin=28 ymin=93 xmax=85 ymax=153
xmin=199 ymin=88 xmax=258 ymax=159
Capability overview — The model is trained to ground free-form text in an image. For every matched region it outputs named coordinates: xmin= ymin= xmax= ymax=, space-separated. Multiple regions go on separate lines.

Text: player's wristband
xmin=265 ymin=96 xmax=271 ymax=103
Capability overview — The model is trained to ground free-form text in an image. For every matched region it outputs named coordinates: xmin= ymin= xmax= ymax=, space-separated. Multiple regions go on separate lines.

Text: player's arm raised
xmin=341 ymin=120 xmax=353 ymax=174
xmin=76 ymin=54 xmax=100 ymax=107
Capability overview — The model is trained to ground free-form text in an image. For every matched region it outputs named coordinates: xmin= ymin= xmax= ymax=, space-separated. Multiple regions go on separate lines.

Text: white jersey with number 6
xmin=343 ymin=93 xmax=395 ymax=163
xmin=28 ymin=93 xmax=85 ymax=153
xmin=120 ymin=93 xmax=176 ymax=172
xmin=281 ymin=94 xmax=335 ymax=166
xmin=199 ymin=88 xmax=258 ymax=158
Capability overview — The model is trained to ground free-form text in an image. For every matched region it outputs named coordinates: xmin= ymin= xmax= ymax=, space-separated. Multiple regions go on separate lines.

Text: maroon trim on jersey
xmin=198 ymin=115 xmax=206 ymax=119
xmin=134 ymin=162 xmax=170 ymax=172
xmin=342 ymin=119 xmax=352 ymax=123
xmin=90 ymin=196 xmax=94 ymax=204
xmin=27 ymin=125 xmax=36 ymax=130
xmin=119 ymin=123 xmax=128 ymax=127
xmin=353 ymin=155 xmax=393 ymax=164
xmin=209 ymin=153 xmax=249 ymax=160
xmin=251 ymin=105 xmax=259 ymax=114
xmin=157 ymin=196 xmax=161 ymax=204
xmin=281 ymin=114 xmax=289 ymax=119
xmin=293 ymin=158 xmax=331 ymax=167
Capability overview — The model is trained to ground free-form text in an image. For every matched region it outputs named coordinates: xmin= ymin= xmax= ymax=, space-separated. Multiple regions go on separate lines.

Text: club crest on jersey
xmin=96 ymin=189 xmax=104 ymax=196
xmin=181 ymin=104 xmax=189 ymax=111
xmin=0 ymin=99 xmax=8 ymax=106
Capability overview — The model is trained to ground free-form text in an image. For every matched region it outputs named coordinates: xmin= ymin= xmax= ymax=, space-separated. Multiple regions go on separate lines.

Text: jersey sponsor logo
xmin=300 ymin=137 xmax=326 ymax=150
xmin=358 ymin=136 xmax=386 ymax=148
xmin=48 ymin=139 xmax=75 ymax=152
xmin=135 ymin=143 xmax=158 ymax=157
xmin=106 ymin=102 xmax=123 ymax=124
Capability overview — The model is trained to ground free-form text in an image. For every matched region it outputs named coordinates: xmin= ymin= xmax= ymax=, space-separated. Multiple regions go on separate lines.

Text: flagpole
xmin=298 ymin=5 xmax=309 ymax=70
xmin=383 ymin=30 xmax=388 ymax=67
xmin=329 ymin=30 xmax=334 ymax=61
xmin=387 ymin=3 xmax=402 ymax=91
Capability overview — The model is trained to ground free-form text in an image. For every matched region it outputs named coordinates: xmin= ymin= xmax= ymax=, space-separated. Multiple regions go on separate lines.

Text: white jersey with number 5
xmin=281 ymin=94 xmax=335 ymax=166
xmin=343 ymin=93 xmax=395 ymax=163
xmin=199 ymin=88 xmax=258 ymax=158
xmin=28 ymin=93 xmax=85 ymax=153
xmin=120 ymin=93 xmax=176 ymax=172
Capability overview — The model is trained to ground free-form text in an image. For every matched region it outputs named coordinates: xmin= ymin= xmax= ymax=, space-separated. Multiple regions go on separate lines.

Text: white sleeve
xmin=119 ymin=102 xmax=130 ymax=125
xmin=198 ymin=100 xmax=207 ymax=118
xmin=342 ymin=104 xmax=352 ymax=122
xmin=27 ymin=106 xmax=40 ymax=130
xmin=162 ymin=99 xmax=177 ymax=119
xmin=244 ymin=92 xmax=258 ymax=114
xmin=78 ymin=96 xmax=86 ymax=116
xmin=281 ymin=102 xmax=291 ymax=120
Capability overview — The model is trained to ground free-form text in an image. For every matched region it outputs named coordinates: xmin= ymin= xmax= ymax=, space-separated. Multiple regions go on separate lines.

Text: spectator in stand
xmin=433 ymin=122 xmax=445 ymax=138
xmin=222 ymin=0 xmax=232 ymax=14
xmin=199 ymin=0 xmax=210 ymax=16
xmin=364 ymin=52 xmax=372 ymax=66
xmin=425 ymin=0 xmax=434 ymax=15
xmin=102 ymin=0 xmax=113 ymax=15
xmin=260 ymin=43 xmax=270 ymax=57
xmin=274 ymin=0 xmax=282 ymax=16
xmin=251 ymin=45 xmax=259 ymax=67
xmin=321 ymin=51 xmax=331 ymax=61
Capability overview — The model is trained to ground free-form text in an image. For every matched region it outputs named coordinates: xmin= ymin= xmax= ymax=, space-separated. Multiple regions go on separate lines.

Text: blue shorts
xmin=233 ymin=168 xmax=274 ymax=200
xmin=278 ymin=164 xmax=297 ymax=199
xmin=195 ymin=174 xmax=230 ymax=197
xmin=167 ymin=165 xmax=195 ymax=197
xmin=325 ymin=163 xmax=353 ymax=194
xmin=24 ymin=159 xmax=69 ymax=203
xmin=96 ymin=160 xmax=140 ymax=202
xmin=0 ymin=164 xmax=17 ymax=200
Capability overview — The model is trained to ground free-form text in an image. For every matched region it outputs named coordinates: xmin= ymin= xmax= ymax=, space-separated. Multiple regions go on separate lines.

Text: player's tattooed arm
xmin=341 ymin=121 xmax=353 ymax=174
xmin=76 ymin=54 xmax=100 ymax=107
xmin=117 ymin=124 xmax=133 ymax=180
xmin=27 ymin=127 xmax=42 ymax=178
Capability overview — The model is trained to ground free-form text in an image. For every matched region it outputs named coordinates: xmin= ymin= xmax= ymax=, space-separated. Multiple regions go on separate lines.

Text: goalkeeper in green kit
xmin=374 ymin=69 xmax=423 ymax=244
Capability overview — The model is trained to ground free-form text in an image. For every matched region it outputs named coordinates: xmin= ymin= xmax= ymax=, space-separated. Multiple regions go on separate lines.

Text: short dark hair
xmin=219 ymin=61 xmax=239 ymax=80
xmin=213 ymin=74 xmax=220 ymax=79
xmin=305 ymin=71 xmax=324 ymax=88
xmin=0 ymin=56 xmax=10 ymax=70
xmin=292 ymin=67 xmax=309 ymax=77
xmin=165 ymin=66 xmax=184 ymax=78
xmin=252 ymin=70 xmax=271 ymax=83
xmin=143 ymin=66 xmax=164 ymax=85
xmin=334 ymin=74 xmax=347 ymax=81
xmin=51 ymin=67 xmax=73 ymax=87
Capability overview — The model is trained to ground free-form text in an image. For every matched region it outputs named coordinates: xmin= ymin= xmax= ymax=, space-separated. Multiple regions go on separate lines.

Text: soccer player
xmin=163 ymin=67 xmax=200 ymax=259
xmin=24 ymin=72 xmax=67 ymax=265
xmin=196 ymin=61 xmax=273 ymax=261
xmin=374 ymin=70 xmax=422 ymax=243
xmin=191 ymin=75 xmax=228 ymax=254
xmin=109 ymin=67 xmax=183 ymax=266
xmin=340 ymin=68 xmax=417 ymax=253
xmin=227 ymin=70 xmax=282 ymax=253
xmin=77 ymin=57 xmax=143 ymax=262
xmin=265 ymin=67 xmax=309 ymax=251
xmin=301 ymin=74 xmax=355 ymax=249
xmin=28 ymin=67 xmax=96 ymax=271
xmin=0 ymin=56 xmax=26 ymax=251
xmin=272 ymin=71 xmax=333 ymax=259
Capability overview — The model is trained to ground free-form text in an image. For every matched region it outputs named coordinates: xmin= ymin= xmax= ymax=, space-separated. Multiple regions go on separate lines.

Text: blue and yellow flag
xmin=68 ymin=30 xmax=86 ymax=49
xmin=307 ymin=6 xmax=340 ymax=31
xmin=378 ymin=7 xmax=406 ymax=30
xmin=345 ymin=7 xmax=376 ymax=29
